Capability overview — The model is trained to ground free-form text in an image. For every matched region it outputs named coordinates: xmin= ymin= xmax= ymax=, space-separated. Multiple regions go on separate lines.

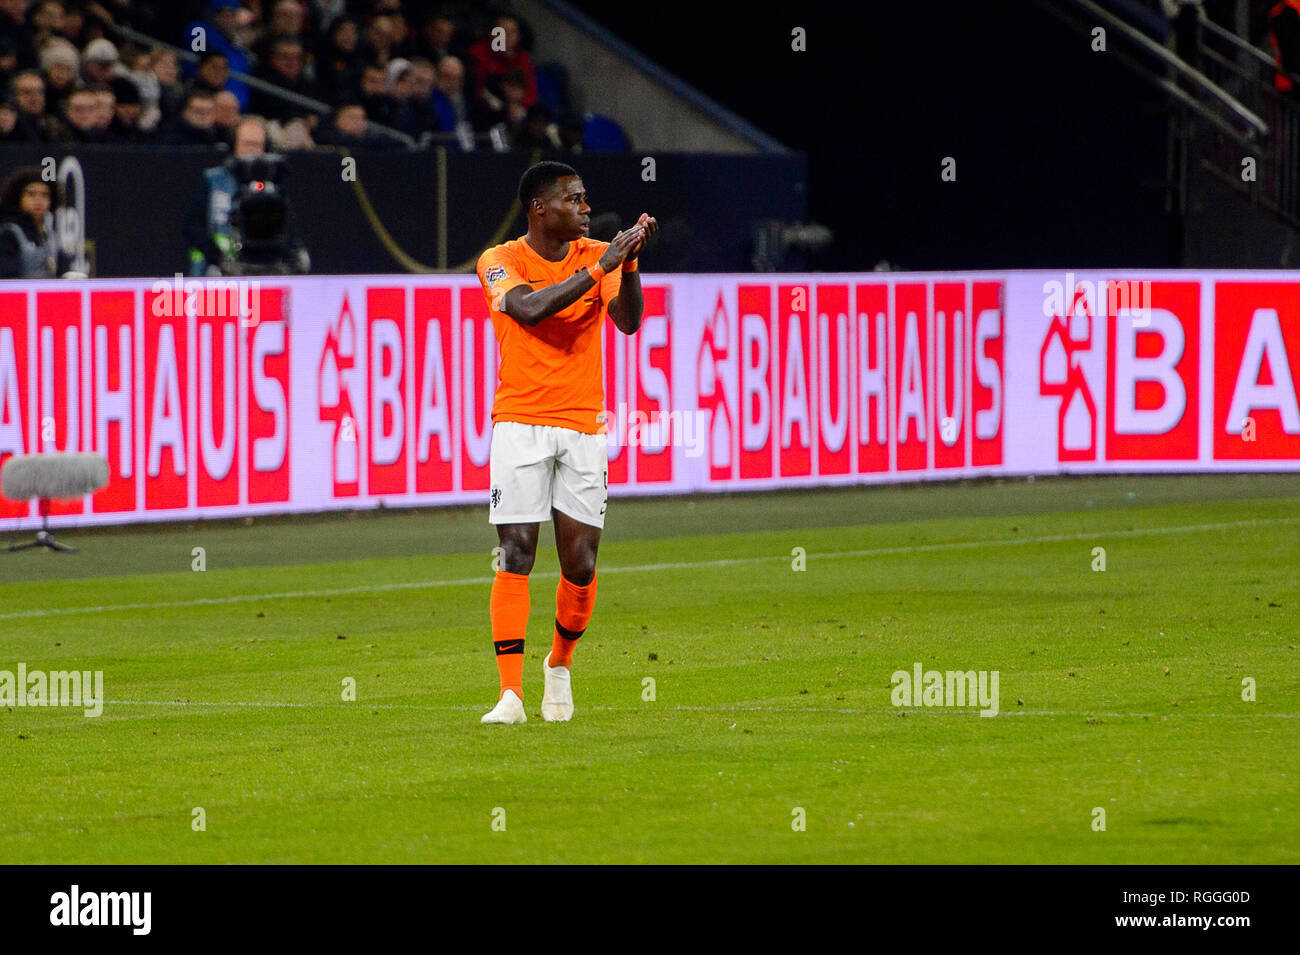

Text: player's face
xmin=541 ymin=176 xmax=590 ymax=239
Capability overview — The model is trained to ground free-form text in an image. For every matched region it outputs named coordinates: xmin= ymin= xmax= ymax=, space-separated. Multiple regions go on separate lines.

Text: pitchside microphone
xmin=1 ymin=452 xmax=109 ymax=553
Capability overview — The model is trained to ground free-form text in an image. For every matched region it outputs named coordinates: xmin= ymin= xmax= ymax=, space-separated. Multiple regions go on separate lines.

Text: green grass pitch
xmin=1 ymin=474 xmax=1297 ymax=864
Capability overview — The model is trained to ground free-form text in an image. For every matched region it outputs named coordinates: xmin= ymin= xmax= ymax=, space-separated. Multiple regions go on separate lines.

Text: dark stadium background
xmin=569 ymin=0 xmax=1172 ymax=271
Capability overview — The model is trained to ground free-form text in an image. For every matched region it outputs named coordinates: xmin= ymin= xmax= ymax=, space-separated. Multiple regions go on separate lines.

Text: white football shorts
xmin=488 ymin=421 xmax=608 ymax=528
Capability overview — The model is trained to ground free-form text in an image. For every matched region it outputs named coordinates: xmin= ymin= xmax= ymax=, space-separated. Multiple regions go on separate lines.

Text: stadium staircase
xmin=1034 ymin=0 xmax=1300 ymax=267
xmin=516 ymin=0 xmax=788 ymax=154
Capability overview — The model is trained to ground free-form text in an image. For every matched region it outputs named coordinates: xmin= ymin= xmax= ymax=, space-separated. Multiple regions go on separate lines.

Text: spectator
xmin=184 ymin=0 xmax=253 ymax=110
xmin=309 ymin=0 xmax=347 ymax=35
xmin=466 ymin=15 xmax=536 ymax=108
xmin=255 ymin=0 xmax=309 ymax=63
xmin=232 ymin=113 xmax=268 ymax=157
xmin=0 ymin=35 xmax=17 ymax=93
xmin=0 ymin=0 xmax=36 ymax=71
xmin=409 ymin=56 xmax=439 ymax=130
xmin=358 ymin=60 xmax=395 ymax=127
xmin=415 ymin=10 xmax=462 ymax=65
xmin=190 ymin=51 xmax=231 ymax=97
xmin=38 ymin=37 xmax=79 ymax=117
xmin=128 ymin=46 xmax=174 ymax=132
xmin=119 ymin=46 xmax=150 ymax=85
xmin=410 ymin=56 xmax=436 ymax=101
xmin=556 ymin=110 xmax=584 ymax=156
xmin=93 ymin=86 xmax=115 ymax=134
xmin=213 ymin=88 xmax=241 ymax=145
xmin=56 ymin=1 xmax=88 ymax=47
xmin=514 ymin=102 xmax=555 ymax=151
xmin=362 ymin=13 xmax=398 ymax=68
xmin=316 ymin=16 xmax=361 ymax=103
xmin=250 ymin=36 xmax=319 ymax=123
xmin=386 ymin=57 xmax=429 ymax=137
xmin=0 ymin=99 xmax=17 ymax=141
xmin=268 ymin=0 xmax=308 ymax=40
xmin=319 ymin=102 xmax=368 ymax=145
xmin=314 ymin=100 xmax=387 ymax=148
xmin=373 ymin=0 xmax=412 ymax=58
xmin=162 ymin=87 xmax=219 ymax=146
xmin=8 ymin=69 xmax=59 ymax=141
xmin=29 ymin=2 xmax=65 ymax=52
xmin=430 ymin=54 xmax=466 ymax=132
xmin=471 ymin=68 xmax=528 ymax=135
xmin=0 ymin=165 xmax=59 ymax=279
xmin=109 ymin=74 xmax=151 ymax=142
xmin=145 ymin=46 xmax=183 ymax=129
xmin=57 ymin=86 xmax=112 ymax=143
xmin=81 ymin=38 xmax=119 ymax=87
xmin=268 ymin=114 xmax=314 ymax=150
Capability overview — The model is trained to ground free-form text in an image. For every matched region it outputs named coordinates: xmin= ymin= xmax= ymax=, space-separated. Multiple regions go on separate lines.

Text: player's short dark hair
xmin=518 ymin=161 xmax=578 ymax=210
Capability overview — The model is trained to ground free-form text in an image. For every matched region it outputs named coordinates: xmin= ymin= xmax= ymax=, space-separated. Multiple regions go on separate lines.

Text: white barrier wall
xmin=1 ymin=271 xmax=1297 ymax=530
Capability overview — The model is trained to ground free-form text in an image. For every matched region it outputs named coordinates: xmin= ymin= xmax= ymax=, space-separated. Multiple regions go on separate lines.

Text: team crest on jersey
xmin=485 ymin=264 xmax=507 ymax=286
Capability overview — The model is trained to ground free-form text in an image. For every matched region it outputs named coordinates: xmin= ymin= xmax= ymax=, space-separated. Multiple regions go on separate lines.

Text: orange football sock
xmin=490 ymin=570 xmax=530 ymax=699
xmin=549 ymin=572 xmax=596 ymax=668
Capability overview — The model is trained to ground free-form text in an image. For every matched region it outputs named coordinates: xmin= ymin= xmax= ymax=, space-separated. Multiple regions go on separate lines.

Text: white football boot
xmin=541 ymin=652 xmax=574 ymax=722
xmin=481 ymin=688 xmax=527 ymax=724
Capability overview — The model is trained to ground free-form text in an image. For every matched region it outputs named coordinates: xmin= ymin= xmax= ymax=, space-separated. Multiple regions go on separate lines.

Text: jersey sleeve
xmin=477 ymin=247 xmax=529 ymax=312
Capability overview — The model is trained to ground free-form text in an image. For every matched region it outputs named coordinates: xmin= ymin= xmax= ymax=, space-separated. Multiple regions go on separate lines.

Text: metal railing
xmin=105 ymin=23 xmax=570 ymax=154
xmin=1034 ymin=0 xmax=1267 ymax=144
xmin=1033 ymin=0 xmax=1300 ymax=239
xmin=1198 ymin=15 xmax=1277 ymax=73
xmin=107 ymin=22 xmax=419 ymax=148
xmin=1190 ymin=14 xmax=1300 ymax=229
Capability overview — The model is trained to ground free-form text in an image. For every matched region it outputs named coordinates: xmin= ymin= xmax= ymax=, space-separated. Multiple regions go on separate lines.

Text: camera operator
xmin=183 ymin=114 xmax=309 ymax=276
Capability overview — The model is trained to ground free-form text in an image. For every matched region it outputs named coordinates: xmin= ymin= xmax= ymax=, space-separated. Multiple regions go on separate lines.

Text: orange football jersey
xmin=476 ymin=236 xmax=623 ymax=434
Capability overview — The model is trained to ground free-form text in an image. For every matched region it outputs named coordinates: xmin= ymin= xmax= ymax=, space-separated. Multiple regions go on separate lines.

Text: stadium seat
xmin=581 ymin=113 xmax=630 ymax=153
xmin=535 ymin=61 xmax=570 ymax=116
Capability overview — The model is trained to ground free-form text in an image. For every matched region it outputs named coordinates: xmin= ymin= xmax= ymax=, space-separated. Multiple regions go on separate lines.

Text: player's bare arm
xmin=610 ymin=212 xmax=657 ymax=334
xmin=501 ymin=225 xmax=642 ymax=327
xmin=497 ymin=173 xmax=642 ymax=328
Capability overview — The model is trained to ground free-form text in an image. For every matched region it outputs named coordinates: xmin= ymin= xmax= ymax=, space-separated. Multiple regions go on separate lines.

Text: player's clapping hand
xmin=625 ymin=213 xmax=657 ymax=260
xmin=598 ymin=225 xmax=645 ymax=272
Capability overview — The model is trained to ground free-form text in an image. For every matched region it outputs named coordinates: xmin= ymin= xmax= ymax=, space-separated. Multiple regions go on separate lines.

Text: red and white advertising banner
xmin=0 ymin=271 xmax=1297 ymax=530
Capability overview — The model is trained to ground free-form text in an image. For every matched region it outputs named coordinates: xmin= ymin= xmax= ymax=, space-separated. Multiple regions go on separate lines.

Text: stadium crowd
xmin=0 ymin=0 xmax=606 ymax=154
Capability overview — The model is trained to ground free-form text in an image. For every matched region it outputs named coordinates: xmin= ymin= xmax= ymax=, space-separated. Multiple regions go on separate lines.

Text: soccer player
xmin=475 ymin=161 xmax=656 ymax=724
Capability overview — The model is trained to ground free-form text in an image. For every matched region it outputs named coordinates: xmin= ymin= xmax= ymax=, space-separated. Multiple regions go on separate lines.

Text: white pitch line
xmin=4 ymin=514 xmax=1298 ymax=622
xmin=0 ymin=575 xmax=500 ymax=621
xmin=99 ymin=699 xmax=1300 ymax=719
